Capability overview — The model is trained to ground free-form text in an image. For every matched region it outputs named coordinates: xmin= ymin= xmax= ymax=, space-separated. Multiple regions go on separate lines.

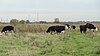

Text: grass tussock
xmin=14 ymin=24 xmax=48 ymax=33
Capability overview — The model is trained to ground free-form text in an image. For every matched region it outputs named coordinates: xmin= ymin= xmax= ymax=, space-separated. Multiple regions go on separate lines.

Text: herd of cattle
xmin=46 ymin=23 xmax=98 ymax=34
xmin=0 ymin=23 xmax=98 ymax=35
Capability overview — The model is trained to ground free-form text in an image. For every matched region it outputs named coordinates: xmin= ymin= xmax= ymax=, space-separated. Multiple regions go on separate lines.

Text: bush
xmin=26 ymin=20 xmax=30 ymax=23
xmin=10 ymin=19 xmax=19 ymax=25
xmin=19 ymin=20 xmax=26 ymax=24
xmin=54 ymin=18 xmax=60 ymax=23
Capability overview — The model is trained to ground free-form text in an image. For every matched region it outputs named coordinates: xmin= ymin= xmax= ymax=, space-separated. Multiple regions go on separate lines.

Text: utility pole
xmin=36 ymin=11 xmax=39 ymax=22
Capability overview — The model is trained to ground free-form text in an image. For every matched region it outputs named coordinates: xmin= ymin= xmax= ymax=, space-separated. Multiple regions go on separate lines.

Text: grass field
xmin=0 ymin=23 xmax=100 ymax=56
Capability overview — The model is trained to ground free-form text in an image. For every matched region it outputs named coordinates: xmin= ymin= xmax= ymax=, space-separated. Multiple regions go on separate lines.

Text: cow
xmin=1 ymin=26 xmax=14 ymax=34
xmin=65 ymin=24 xmax=71 ymax=29
xmin=79 ymin=23 xmax=98 ymax=33
xmin=46 ymin=25 xmax=68 ymax=34
xmin=71 ymin=25 xmax=76 ymax=29
xmin=86 ymin=23 xmax=98 ymax=32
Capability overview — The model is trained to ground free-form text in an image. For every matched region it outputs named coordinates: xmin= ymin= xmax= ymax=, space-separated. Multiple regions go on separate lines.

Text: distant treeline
xmin=0 ymin=19 xmax=100 ymax=25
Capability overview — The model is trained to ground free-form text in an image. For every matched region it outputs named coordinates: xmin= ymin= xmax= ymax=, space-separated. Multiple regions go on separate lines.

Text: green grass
xmin=0 ymin=30 xmax=100 ymax=56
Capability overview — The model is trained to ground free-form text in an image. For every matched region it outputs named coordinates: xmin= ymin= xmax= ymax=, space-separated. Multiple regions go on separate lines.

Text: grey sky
xmin=0 ymin=0 xmax=100 ymax=22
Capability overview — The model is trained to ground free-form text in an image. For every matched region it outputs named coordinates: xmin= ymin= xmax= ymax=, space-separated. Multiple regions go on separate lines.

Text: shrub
xmin=26 ymin=20 xmax=30 ymax=23
xmin=19 ymin=20 xmax=26 ymax=24
xmin=54 ymin=18 xmax=60 ymax=23
xmin=10 ymin=19 xmax=19 ymax=25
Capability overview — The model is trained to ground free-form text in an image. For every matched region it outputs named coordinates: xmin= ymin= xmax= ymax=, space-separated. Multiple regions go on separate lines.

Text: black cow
xmin=71 ymin=25 xmax=76 ymax=29
xmin=80 ymin=23 xmax=97 ymax=33
xmin=46 ymin=25 xmax=67 ymax=34
xmin=1 ymin=26 xmax=14 ymax=33
xmin=80 ymin=25 xmax=87 ymax=33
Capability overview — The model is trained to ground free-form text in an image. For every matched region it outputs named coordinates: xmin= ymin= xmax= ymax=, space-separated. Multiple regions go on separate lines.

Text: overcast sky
xmin=0 ymin=0 xmax=100 ymax=22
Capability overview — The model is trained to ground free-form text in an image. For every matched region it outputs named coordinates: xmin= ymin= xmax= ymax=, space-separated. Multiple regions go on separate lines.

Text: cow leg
xmin=4 ymin=31 xmax=7 ymax=35
xmin=81 ymin=31 xmax=82 ymax=33
xmin=50 ymin=31 xmax=54 ymax=35
xmin=50 ymin=31 xmax=53 ymax=35
xmin=80 ymin=29 xmax=83 ymax=33
xmin=57 ymin=32 xmax=61 ymax=34
xmin=84 ymin=31 xmax=86 ymax=33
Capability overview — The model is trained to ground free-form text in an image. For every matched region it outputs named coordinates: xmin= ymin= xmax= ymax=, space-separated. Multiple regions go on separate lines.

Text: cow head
xmin=92 ymin=27 xmax=98 ymax=32
xmin=65 ymin=25 xmax=69 ymax=29
xmin=95 ymin=27 xmax=98 ymax=31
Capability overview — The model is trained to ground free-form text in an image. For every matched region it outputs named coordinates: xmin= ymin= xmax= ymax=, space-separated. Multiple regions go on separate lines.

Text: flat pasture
xmin=0 ymin=23 xmax=100 ymax=56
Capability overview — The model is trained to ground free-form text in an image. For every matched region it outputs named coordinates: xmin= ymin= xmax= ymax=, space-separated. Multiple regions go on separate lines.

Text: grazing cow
xmin=65 ymin=24 xmax=71 ymax=29
xmin=46 ymin=25 xmax=68 ymax=34
xmin=1 ymin=26 xmax=14 ymax=33
xmin=71 ymin=25 xmax=76 ymax=29
xmin=86 ymin=23 xmax=97 ymax=31
xmin=79 ymin=23 xmax=98 ymax=33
